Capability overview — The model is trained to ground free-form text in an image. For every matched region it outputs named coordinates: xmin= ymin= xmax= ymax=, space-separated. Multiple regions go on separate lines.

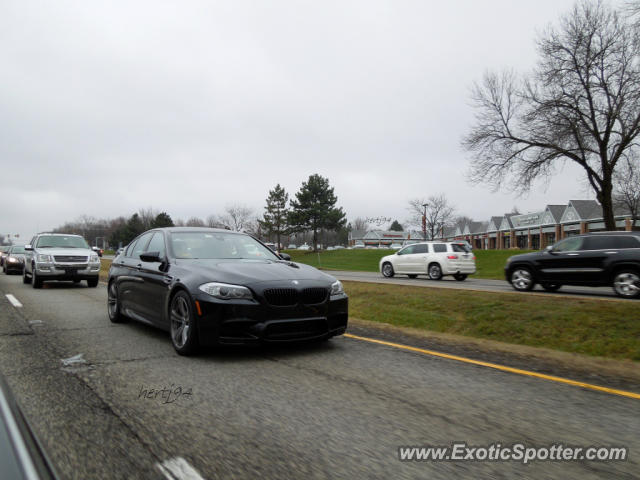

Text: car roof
xmin=36 ymin=232 xmax=83 ymax=237
xmin=156 ymin=227 xmax=244 ymax=235
xmin=578 ymin=231 xmax=639 ymax=236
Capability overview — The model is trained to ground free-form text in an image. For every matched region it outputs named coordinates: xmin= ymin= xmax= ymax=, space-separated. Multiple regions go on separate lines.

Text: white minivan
xmin=379 ymin=241 xmax=476 ymax=281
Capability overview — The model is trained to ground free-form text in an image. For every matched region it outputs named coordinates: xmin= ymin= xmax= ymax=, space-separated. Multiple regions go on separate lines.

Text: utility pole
xmin=422 ymin=203 xmax=428 ymax=240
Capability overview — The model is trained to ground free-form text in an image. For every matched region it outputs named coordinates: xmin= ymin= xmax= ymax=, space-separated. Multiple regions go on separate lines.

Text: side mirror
xmin=140 ymin=251 xmax=162 ymax=262
xmin=545 ymin=245 xmax=554 ymax=253
xmin=279 ymin=252 xmax=291 ymax=261
xmin=25 ymin=245 xmax=33 ymax=251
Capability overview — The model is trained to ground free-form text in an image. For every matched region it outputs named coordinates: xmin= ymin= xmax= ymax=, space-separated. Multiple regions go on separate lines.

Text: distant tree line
xmin=51 ymin=174 xmax=349 ymax=251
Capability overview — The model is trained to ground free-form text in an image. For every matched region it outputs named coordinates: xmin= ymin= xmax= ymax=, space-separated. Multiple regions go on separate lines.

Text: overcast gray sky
xmin=1 ymin=0 xmax=616 ymax=241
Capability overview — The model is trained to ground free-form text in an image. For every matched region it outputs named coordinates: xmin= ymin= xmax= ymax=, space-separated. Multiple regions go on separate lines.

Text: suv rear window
xmin=451 ymin=243 xmax=471 ymax=253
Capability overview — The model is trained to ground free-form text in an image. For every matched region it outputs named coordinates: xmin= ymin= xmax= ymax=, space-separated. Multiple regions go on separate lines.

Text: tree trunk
xmin=313 ymin=227 xmax=318 ymax=252
xmin=599 ymin=181 xmax=617 ymax=231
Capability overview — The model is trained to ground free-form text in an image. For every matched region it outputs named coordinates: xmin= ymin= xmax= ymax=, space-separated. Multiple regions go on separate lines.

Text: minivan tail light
xmin=447 ymin=255 xmax=458 ymax=259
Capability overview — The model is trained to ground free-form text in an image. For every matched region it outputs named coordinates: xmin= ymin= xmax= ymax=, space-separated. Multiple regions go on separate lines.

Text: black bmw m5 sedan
xmin=107 ymin=228 xmax=348 ymax=355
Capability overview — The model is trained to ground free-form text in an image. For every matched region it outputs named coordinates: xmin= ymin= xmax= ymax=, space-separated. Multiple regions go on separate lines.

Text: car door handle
xmin=163 ymin=276 xmax=173 ymax=285
xmin=604 ymin=251 xmax=618 ymax=254
xmin=567 ymin=253 xmax=579 ymax=256
xmin=136 ymin=264 xmax=142 ymax=270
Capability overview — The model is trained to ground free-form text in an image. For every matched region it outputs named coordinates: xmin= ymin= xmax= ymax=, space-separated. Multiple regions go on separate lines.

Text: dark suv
xmin=505 ymin=232 xmax=640 ymax=298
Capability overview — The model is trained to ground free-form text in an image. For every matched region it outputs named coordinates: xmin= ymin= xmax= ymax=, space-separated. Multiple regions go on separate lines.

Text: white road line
xmin=157 ymin=457 xmax=205 ymax=480
xmin=5 ymin=294 xmax=23 ymax=308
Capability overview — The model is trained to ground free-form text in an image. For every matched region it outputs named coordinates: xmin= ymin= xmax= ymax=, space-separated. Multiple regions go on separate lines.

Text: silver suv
xmin=23 ymin=233 xmax=101 ymax=288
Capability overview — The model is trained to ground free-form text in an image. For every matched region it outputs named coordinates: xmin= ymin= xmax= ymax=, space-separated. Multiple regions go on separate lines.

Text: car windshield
xmin=10 ymin=246 xmax=25 ymax=254
xmin=169 ymin=232 xmax=281 ymax=260
xmin=451 ymin=243 xmax=472 ymax=253
xmin=36 ymin=235 xmax=89 ymax=249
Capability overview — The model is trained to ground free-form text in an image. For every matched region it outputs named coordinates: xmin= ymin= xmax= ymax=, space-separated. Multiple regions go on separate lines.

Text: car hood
xmin=507 ymin=251 xmax=544 ymax=263
xmin=172 ymin=259 xmax=337 ymax=286
xmin=36 ymin=248 xmax=94 ymax=257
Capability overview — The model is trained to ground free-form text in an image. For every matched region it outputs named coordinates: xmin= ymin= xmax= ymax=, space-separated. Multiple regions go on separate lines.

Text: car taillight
xmin=447 ymin=255 xmax=458 ymax=259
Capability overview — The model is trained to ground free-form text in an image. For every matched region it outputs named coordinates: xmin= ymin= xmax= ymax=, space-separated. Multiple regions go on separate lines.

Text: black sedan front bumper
xmin=193 ymin=292 xmax=348 ymax=346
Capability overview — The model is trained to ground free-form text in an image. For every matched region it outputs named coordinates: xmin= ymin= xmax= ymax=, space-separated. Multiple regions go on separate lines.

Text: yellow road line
xmin=344 ymin=333 xmax=640 ymax=400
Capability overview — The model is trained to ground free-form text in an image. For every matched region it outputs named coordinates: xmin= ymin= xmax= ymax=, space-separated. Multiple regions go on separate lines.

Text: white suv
xmin=379 ymin=241 xmax=476 ymax=281
xmin=23 ymin=233 xmax=101 ymax=288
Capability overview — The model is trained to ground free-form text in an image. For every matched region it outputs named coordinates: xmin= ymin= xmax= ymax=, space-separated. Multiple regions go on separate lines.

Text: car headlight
xmin=90 ymin=254 xmax=100 ymax=263
xmin=330 ymin=280 xmax=344 ymax=296
xmin=8 ymin=257 xmax=17 ymax=263
xmin=506 ymin=257 xmax=513 ymax=264
xmin=36 ymin=254 xmax=53 ymax=263
xmin=198 ymin=282 xmax=253 ymax=300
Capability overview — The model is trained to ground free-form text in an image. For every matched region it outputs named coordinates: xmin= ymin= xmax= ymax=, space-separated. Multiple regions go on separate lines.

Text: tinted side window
xmin=584 ymin=236 xmax=616 ymax=250
xmin=129 ymin=232 xmax=154 ymax=259
xmin=433 ymin=244 xmax=447 ymax=253
xmin=608 ymin=236 xmax=640 ymax=249
xmin=553 ymin=237 xmax=583 ymax=252
xmin=146 ymin=232 xmax=166 ymax=258
xmin=398 ymin=246 xmax=415 ymax=255
xmin=413 ymin=244 xmax=428 ymax=254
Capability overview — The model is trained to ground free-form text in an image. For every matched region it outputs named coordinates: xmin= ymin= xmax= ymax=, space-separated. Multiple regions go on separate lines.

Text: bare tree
xmin=407 ymin=194 xmax=456 ymax=240
xmin=138 ymin=207 xmax=158 ymax=230
xmin=185 ymin=217 xmax=205 ymax=227
xmin=454 ymin=216 xmax=473 ymax=231
xmin=613 ymin=153 xmax=640 ymax=227
xmin=351 ymin=217 xmax=369 ymax=231
xmin=218 ymin=204 xmax=254 ymax=232
xmin=206 ymin=215 xmax=224 ymax=229
xmin=463 ymin=1 xmax=640 ymax=230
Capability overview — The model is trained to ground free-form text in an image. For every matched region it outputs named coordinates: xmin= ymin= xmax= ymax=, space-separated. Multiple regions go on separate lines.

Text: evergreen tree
xmin=152 ymin=212 xmax=174 ymax=228
xmin=389 ymin=220 xmax=403 ymax=231
xmin=288 ymin=174 xmax=347 ymax=251
xmin=259 ymin=184 xmax=289 ymax=249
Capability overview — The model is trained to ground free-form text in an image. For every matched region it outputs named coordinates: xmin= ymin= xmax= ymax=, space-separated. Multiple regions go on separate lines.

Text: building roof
xmin=469 ymin=221 xmax=488 ymax=234
xmin=348 ymin=229 xmax=367 ymax=240
xmin=569 ymin=200 xmax=601 ymax=220
xmin=487 ymin=216 xmax=503 ymax=232
xmin=546 ymin=205 xmax=567 ymax=223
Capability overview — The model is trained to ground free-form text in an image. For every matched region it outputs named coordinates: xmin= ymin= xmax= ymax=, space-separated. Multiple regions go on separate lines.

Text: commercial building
xmin=442 ymin=200 xmax=638 ymax=250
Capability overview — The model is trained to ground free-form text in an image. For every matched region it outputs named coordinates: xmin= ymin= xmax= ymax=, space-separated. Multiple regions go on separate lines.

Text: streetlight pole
xmin=422 ymin=203 xmax=428 ymax=240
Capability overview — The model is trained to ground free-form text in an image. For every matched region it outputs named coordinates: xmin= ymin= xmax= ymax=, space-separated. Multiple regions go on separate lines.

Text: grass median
xmin=284 ymin=249 xmax=534 ymax=280
xmin=344 ymin=281 xmax=640 ymax=361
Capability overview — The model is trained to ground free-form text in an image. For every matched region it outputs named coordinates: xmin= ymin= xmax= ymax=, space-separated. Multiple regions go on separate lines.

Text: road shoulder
xmin=348 ymin=317 xmax=640 ymax=394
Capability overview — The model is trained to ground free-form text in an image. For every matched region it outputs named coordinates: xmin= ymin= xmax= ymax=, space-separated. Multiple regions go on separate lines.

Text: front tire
xmin=170 ymin=291 xmax=199 ymax=355
xmin=510 ymin=267 xmax=534 ymax=291
xmin=87 ymin=278 xmax=99 ymax=288
xmin=453 ymin=274 xmax=467 ymax=281
xmin=428 ymin=263 xmax=442 ymax=280
xmin=23 ymin=267 xmax=31 ymax=284
xmin=541 ymin=283 xmax=561 ymax=292
xmin=381 ymin=262 xmax=395 ymax=278
xmin=32 ymin=269 xmax=43 ymax=289
xmin=107 ymin=282 xmax=127 ymax=323
xmin=612 ymin=270 xmax=640 ymax=299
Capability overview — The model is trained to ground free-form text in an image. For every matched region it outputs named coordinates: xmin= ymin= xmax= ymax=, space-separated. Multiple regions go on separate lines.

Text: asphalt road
xmin=329 ymin=270 xmax=624 ymax=300
xmin=0 ymin=273 xmax=637 ymax=479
